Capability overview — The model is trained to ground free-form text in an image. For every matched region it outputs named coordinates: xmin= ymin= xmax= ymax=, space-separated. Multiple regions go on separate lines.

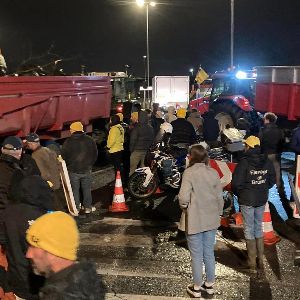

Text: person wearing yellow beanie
xmin=232 ymin=136 xmax=276 ymax=273
xmin=26 ymin=212 xmax=102 ymax=298
xmin=26 ymin=211 xmax=79 ymax=262
xmin=70 ymin=121 xmax=84 ymax=133
xmin=176 ymin=108 xmax=187 ymax=119
xmin=169 ymin=107 xmax=197 ymax=146
xmin=62 ymin=119 xmax=98 ymax=214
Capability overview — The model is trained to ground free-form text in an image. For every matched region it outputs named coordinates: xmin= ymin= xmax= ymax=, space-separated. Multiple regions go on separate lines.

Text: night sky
xmin=0 ymin=0 xmax=300 ymax=76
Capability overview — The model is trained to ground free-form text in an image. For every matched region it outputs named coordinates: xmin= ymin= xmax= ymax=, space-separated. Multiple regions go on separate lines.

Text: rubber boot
xmin=256 ymin=237 xmax=264 ymax=270
xmin=246 ymin=239 xmax=257 ymax=274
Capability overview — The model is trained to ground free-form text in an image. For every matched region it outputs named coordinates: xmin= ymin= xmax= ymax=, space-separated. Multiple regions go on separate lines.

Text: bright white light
xmin=136 ymin=0 xmax=145 ymax=7
xmin=189 ymin=68 xmax=194 ymax=73
xmin=150 ymin=1 xmax=156 ymax=6
xmin=236 ymin=71 xmax=247 ymax=79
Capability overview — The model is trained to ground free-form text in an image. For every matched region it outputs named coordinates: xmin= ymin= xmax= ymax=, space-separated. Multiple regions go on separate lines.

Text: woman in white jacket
xmin=178 ymin=145 xmax=223 ymax=298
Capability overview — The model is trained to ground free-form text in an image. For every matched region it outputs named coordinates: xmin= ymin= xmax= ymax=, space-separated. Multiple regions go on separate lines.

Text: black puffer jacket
xmin=61 ymin=132 xmax=98 ymax=174
xmin=0 ymin=154 xmax=23 ymax=211
xmin=39 ymin=261 xmax=104 ymax=300
xmin=259 ymin=123 xmax=284 ymax=155
xmin=130 ymin=111 xmax=155 ymax=152
xmin=2 ymin=176 xmax=54 ymax=299
xmin=232 ymin=147 xmax=276 ymax=207
xmin=170 ymin=118 xmax=197 ymax=145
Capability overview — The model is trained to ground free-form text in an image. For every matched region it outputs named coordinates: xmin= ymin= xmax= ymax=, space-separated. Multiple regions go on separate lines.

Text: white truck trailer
xmin=152 ymin=76 xmax=190 ymax=109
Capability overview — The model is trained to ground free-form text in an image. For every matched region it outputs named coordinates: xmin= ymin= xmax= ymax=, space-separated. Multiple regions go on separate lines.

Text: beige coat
xmin=32 ymin=147 xmax=61 ymax=190
xmin=178 ymin=163 xmax=223 ymax=234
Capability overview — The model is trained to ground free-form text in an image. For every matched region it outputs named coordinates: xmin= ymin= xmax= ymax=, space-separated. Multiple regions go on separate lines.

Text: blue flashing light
xmin=236 ymin=71 xmax=247 ymax=79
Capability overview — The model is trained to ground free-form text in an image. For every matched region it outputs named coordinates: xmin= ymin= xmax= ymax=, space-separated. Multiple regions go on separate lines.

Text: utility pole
xmin=230 ymin=0 xmax=235 ymax=69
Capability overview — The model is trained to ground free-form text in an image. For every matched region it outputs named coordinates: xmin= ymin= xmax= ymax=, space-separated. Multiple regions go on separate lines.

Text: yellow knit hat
xmin=70 ymin=121 xmax=84 ymax=132
xmin=26 ymin=212 xmax=79 ymax=261
xmin=244 ymin=136 xmax=260 ymax=148
xmin=116 ymin=113 xmax=124 ymax=122
xmin=177 ymin=108 xmax=187 ymax=118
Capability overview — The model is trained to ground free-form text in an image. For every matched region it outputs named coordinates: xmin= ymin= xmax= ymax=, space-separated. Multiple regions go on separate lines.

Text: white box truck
xmin=152 ymin=76 xmax=190 ymax=109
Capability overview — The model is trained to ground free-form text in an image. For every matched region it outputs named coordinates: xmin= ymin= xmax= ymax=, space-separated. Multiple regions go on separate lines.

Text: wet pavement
xmin=78 ymin=153 xmax=300 ymax=299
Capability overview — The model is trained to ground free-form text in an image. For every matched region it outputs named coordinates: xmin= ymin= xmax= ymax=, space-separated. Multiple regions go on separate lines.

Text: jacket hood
xmin=138 ymin=111 xmax=149 ymax=124
xmin=189 ymin=111 xmax=201 ymax=118
xmin=245 ymin=147 xmax=267 ymax=168
xmin=167 ymin=106 xmax=175 ymax=114
xmin=20 ymin=175 xmax=54 ymax=211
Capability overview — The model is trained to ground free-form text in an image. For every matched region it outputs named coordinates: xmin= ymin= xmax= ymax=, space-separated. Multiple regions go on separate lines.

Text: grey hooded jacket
xmin=178 ymin=163 xmax=223 ymax=235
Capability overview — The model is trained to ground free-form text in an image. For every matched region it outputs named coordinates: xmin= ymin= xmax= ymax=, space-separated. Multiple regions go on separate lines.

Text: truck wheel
xmin=211 ymin=101 xmax=261 ymax=135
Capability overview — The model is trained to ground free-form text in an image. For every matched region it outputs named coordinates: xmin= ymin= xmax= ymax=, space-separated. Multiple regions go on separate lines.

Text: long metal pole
xmin=230 ymin=0 xmax=234 ymax=69
xmin=146 ymin=4 xmax=150 ymax=106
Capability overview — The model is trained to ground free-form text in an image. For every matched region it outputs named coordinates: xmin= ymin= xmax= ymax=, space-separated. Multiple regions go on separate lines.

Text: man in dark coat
xmin=259 ymin=112 xmax=285 ymax=197
xmin=170 ymin=108 xmax=197 ymax=146
xmin=61 ymin=122 xmax=98 ymax=213
xmin=130 ymin=111 xmax=155 ymax=175
xmin=232 ymin=136 xmax=276 ymax=273
xmin=2 ymin=176 xmax=54 ymax=299
xmin=202 ymin=110 xmax=220 ymax=148
xmin=0 ymin=137 xmax=25 ymax=240
xmin=26 ymin=211 xmax=103 ymax=299
xmin=24 ymin=133 xmax=65 ymax=211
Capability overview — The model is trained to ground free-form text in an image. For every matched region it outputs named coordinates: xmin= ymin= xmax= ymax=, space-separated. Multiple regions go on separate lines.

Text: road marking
xmin=80 ymin=233 xmax=155 ymax=247
xmin=96 ymin=267 xmax=180 ymax=279
xmin=85 ymin=217 xmax=177 ymax=228
xmin=104 ymin=293 xmax=198 ymax=300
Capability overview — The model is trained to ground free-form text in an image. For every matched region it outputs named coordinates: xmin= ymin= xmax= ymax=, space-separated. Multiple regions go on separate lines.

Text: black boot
xmin=256 ymin=237 xmax=264 ymax=270
xmin=246 ymin=239 xmax=257 ymax=274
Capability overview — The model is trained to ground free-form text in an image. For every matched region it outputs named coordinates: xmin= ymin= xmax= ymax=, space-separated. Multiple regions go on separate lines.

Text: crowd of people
xmin=0 ymin=103 xmax=298 ymax=299
xmin=0 ymin=122 xmax=101 ymax=299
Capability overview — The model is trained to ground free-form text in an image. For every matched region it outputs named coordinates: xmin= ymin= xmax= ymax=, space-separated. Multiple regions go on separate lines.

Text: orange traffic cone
xmin=232 ymin=212 xmax=243 ymax=226
xmin=263 ymin=202 xmax=281 ymax=246
xmin=155 ymin=186 xmax=164 ymax=194
xmin=109 ymin=171 xmax=129 ymax=212
xmin=220 ymin=216 xmax=230 ymax=227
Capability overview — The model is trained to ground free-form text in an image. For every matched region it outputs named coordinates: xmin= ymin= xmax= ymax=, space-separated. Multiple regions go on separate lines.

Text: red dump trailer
xmin=0 ymin=76 xmax=112 ymax=139
xmin=255 ymin=66 xmax=300 ymax=122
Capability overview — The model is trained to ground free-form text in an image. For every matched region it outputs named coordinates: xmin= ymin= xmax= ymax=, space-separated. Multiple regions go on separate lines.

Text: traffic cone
xmin=155 ymin=186 xmax=164 ymax=194
xmin=263 ymin=202 xmax=281 ymax=246
xmin=109 ymin=171 xmax=129 ymax=212
xmin=220 ymin=216 xmax=230 ymax=227
xmin=232 ymin=212 xmax=243 ymax=226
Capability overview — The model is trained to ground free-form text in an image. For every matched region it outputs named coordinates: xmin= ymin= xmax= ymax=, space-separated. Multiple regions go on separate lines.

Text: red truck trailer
xmin=0 ymin=76 xmax=112 ymax=139
xmin=255 ymin=66 xmax=300 ymax=123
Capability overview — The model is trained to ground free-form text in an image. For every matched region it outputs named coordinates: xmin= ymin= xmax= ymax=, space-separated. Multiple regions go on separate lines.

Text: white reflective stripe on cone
xmin=264 ymin=202 xmax=270 ymax=212
xmin=115 ymin=179 xmax=122 ymax=187
xmin=263 ymin=222 xmax=274 ymax=232
xmin=113 ymin=194 xmax=125 ymax=203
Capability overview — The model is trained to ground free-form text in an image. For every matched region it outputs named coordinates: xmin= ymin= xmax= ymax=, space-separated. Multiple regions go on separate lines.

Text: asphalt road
xmin=77 ymin=152 xmax=300 ymax=299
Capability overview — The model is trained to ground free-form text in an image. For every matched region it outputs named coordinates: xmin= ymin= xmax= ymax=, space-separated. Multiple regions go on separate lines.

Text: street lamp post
xmin=136 ymin=0 xmax=156 ymax=106
xmin=230 ymin=0 xmax=234 ymax=69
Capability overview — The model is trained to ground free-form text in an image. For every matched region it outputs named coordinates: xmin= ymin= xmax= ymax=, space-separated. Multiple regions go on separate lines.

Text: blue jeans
xmin=69 ymin=172 xmax=93 ymax=210
xmin=240 ymin=205 xmax=265 ymax=240
xmin=186 ymin=229 xmax=217 ymax=286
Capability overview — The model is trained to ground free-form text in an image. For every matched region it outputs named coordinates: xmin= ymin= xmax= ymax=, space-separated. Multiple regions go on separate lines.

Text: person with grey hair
xmin=259 ymin=112 xmax=285 ymax=197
